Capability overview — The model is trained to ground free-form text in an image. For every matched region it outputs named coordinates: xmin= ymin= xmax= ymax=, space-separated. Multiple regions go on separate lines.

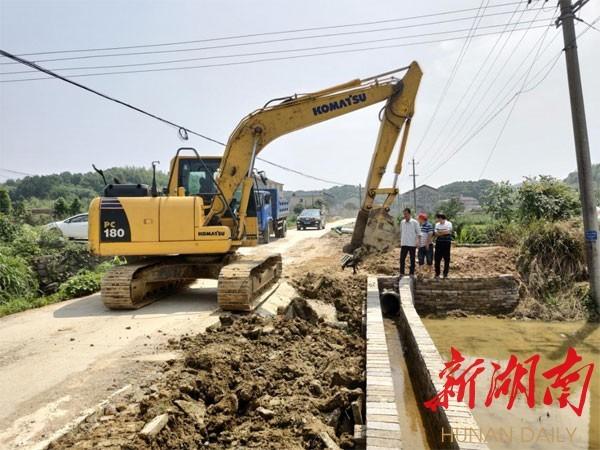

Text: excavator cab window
xmin=178 ymin=159 xmax=220 ymax=205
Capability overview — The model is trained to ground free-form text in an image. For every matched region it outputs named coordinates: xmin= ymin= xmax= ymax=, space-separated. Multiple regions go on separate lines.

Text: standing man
xmin=417 ymin=213 xmax=434 ymax=273
xmin=400 ymin=208 xmax=421 ymax=277
xmin=434 ymin=212 xmax=453 ymax=279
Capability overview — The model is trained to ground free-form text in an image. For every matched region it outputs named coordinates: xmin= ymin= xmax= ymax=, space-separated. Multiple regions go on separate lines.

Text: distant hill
xmin=4 ymin=164 xmax=594 ymax=212
xmin=1 ymin=167 xmax=168 ymax=206
xmin=437 ymin=179 xmax=495 ymax=202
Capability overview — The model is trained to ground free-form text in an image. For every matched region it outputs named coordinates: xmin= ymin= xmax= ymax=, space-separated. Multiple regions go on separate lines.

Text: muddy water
xmin=423 ymin=317 xmax=600 ymax=450
xmin=383 ymin=319 xmax=431 ymax=450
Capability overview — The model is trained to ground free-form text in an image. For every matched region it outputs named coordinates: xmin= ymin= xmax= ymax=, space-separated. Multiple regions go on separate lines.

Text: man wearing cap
xmin=417 ymin=213 xmax=434 ymax=273
xmin=434 ymin=212 xmax=453 ymax=279
xmin=399 ymin=208 xmax=421 ymax=277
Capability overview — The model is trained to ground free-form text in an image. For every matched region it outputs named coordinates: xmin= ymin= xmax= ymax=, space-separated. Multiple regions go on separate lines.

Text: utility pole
xmin=557 ymin=0 xmax=600 ymax=310
xmin=410 ymin=158 xmax=419 ymax=213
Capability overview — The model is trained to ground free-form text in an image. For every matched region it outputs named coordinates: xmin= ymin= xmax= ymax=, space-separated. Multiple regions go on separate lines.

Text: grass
xmin=0 ymin=293 xmax=63 ymax=317
xmin=0 ymin=261 xmax=115 ymax=318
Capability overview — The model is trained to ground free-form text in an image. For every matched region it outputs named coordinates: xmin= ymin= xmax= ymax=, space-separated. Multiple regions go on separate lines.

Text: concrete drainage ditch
xmin=365 ymin=275 xmax=517 ymax=450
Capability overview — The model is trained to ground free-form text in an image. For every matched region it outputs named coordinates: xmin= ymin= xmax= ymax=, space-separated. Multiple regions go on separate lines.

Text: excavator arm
xmin=208 ymin=61 xmax=422 ymax=251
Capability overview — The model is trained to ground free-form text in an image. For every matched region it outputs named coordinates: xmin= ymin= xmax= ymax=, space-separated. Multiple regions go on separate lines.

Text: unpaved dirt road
xmin=0 ymin=220 xmax=350 ymax=449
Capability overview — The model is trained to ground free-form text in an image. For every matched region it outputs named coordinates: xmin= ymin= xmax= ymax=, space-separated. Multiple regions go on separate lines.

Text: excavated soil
xmin=49 ymin=269 xmax=366 ymax=450
xmin=358 ymin=243 xmax=518 ymax=278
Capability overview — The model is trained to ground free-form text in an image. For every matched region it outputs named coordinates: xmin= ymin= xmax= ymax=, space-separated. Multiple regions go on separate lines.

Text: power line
xmin=0 ymin=49 xmax=349 ymax=186
xmin=0 ymin=49 xmax=226 ymax=145
xmin=410 ymin=0 xmax=490 ymax=158
xmin=1 ymin=2 xmax=531 ymax=61
xmin=0 ymin=7 xmax=550 ymax=67
xmin=419 ymin=13 xmax=599 ymax=183
xmin=422 ymin=24 xmax=560 ymax=175
xmin=7 ymin=1 xmax=527 ymax=57
xmin=418 ymin=7 xmax=556 ymax=174
xmin=255 ymin=158 xmax=349 ymax=185
xmin=413 ymin=1 xmax=529 ymax=162
xmin=1 ymin=19 xmax=554 ymax=76
xmin=478 ymin=9 xmax=554 ymax=178
xmin=0 ymin=24 xmax=553 ymax=83
xmin=0 ymin=167 xmax=34 ymax=176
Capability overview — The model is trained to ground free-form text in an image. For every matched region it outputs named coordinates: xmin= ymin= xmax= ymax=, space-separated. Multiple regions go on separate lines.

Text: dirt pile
xmin=292 ymin=272 xmax=366 ymax=333
xmin=359 ymin=245 xmax=518 ymax=278
xmin=50 ymin=274 xmax=366 ymax=450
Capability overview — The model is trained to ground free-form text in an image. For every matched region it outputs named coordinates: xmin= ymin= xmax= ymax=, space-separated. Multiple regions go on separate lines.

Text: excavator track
xmin=218 ymin=254 xmax=282 ymax=311
xmin=101 ymin=262 xmax=162 ymax=310
xmin=101 ymin=258 xmax=224 ymax=310
xmin=101 ymin=254 xmax=281 ymax=311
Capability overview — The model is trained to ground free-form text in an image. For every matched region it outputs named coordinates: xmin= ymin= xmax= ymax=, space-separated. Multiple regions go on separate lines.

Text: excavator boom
xmin=208 ymin=62 xmax=422 ymax=252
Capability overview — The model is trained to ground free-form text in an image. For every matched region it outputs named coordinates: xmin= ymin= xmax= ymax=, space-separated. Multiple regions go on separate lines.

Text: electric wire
xmin=419 ymin=14 xmax=599 ymax=183
xmin=0 ymin=49 xmax=226 ymax=145
xmin=255 ymin=158 xmax=349 ymax=185
xmin=478 ymin=11 xmax=554 ymax=178
xmin=410 ymin=0 xmax=489 ymax=158
xmin=0 ymin=167 xmax=35 ymax=176
xmin=0 ymin=5 xmax=545 ymax=66
xmin=418 ymin=6 xmax=555 ymax=174
xmin=413 ymin=1 xmax=529 ymax=163
xmin=1 ymin=19 xmax=554 ymax=76
xmin=423 ymin=26 xmax=561 ymax=175
xmin=6 ymin=1 xmax=527 ymax=58
xmin=1 ymin=25 xmax=554 ymax=83
xmin=0 ymin=50 xmax=351 ymax=186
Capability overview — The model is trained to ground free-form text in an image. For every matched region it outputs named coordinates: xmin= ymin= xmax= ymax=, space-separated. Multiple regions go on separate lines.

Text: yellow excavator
xmin=88 ymin=61 xmax=422 ymax=311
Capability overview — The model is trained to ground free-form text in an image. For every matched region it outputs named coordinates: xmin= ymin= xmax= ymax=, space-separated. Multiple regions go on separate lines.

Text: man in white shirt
xmin=400 ymin=208 xmax=421 ymax=276
xmin=434 ymin=212 xmax=453 ymax=278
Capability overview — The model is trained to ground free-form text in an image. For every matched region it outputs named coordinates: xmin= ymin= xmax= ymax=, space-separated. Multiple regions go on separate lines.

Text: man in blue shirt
xmin=417 ymin=213 xmax=434 ymax=272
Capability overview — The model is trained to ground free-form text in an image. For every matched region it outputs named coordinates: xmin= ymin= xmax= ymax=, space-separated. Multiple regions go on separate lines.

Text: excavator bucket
xmin=361 ymin=208 xmax=398 ymax=254
xmin=342 ymin=208 xmax=397 ymax=272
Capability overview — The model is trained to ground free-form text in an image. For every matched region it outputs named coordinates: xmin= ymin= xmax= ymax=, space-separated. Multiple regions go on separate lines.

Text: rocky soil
xmin=49 ymin=271 xmax=366 ymax=450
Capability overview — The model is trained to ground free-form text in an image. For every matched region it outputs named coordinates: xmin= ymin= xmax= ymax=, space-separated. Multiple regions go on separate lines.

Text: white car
xmin=45 ymin=213 xmax=88 ymax=240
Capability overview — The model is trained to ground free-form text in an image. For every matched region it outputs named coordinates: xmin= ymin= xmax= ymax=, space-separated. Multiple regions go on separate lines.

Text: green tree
xmin=54 ymin=197 xmax=69 ymax=219
xmin=69 ymin=197 xmax=82 ymax=216
xmin=517 ymin=176 xmax=580 ymax=222
xmin=0 ymin=189 xmax=11 ymax=215
xmin=434 ymin=197 xmax=464 ymax=220
xmin=293 ymin=204 xmax=304 ymax=215
xmin=482 ymin=181 xmax=517 ymax=222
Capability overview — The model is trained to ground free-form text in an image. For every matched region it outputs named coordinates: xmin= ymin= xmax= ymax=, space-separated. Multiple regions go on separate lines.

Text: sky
xmin=1 ymin=0 xmax=599 ymax=193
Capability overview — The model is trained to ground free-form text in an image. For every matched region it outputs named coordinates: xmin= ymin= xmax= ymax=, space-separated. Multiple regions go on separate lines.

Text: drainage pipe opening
xmin=381 ymin=289 xmax=400 ymax=316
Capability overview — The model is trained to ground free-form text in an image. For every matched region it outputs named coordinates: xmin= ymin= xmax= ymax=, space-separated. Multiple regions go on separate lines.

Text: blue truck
xmin=255 ymin=188 xmax=289 ymax=243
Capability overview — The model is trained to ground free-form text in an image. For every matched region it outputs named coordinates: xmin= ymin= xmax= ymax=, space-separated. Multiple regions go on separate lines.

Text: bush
xmin=456 ymin=224 xmax=492 ymax=244
xmin=0 ymin=253 xmax=39 ymax=303
xmin=10 ymin=225 xmax=43 ymax=262
xmin=38 ymin=227 xmax=67 ymax=250
xmin=453 ymin=214 xmax=524 ymax=247
xmin=517 ymin=221 xmax=585 ymax=299
xmin=58 ymin=270 xmax=102 ymax=299
xmin=0 ymin=215 xmax=19 ymax=242
xmin=517 ymin=176 xmax=580 ymax=222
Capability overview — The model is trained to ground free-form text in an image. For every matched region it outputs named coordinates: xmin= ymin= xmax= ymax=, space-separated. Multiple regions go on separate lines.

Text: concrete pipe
xmin=380 ymin=289 xmax=400 ymax=317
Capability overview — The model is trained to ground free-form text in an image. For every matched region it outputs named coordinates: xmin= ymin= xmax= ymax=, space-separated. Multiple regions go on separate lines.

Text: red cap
xmin=418 ymin=212 xmax=428 ymax=220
